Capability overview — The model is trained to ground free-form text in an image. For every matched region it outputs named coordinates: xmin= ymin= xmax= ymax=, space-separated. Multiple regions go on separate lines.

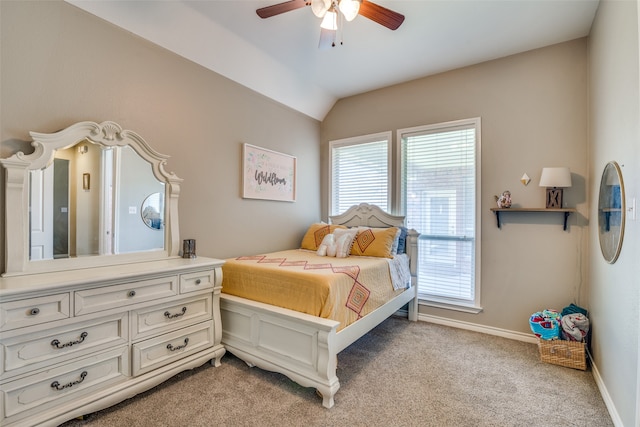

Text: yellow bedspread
xmin=221 ymin=249 xmax=406 ymax=331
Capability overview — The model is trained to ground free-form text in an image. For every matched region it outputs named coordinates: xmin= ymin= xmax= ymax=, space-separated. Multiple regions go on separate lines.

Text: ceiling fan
xmin=256 ymin=0 xmax=405 ymax=48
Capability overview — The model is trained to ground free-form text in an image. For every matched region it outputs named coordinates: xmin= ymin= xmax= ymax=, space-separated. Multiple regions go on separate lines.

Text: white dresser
xmin=0 ymin=257 xmax=226 ymax=427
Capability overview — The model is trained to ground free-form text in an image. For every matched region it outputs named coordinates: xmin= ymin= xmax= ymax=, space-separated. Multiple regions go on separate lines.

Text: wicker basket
xmin=537 ymin=338 xmax=587 ymax=370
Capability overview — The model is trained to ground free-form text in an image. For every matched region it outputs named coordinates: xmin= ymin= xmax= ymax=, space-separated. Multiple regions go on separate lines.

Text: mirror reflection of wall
xmin=74 ymin=141 xmax=101 ymax=256
xmin=117 ymin=147 xmax=165 ymax=253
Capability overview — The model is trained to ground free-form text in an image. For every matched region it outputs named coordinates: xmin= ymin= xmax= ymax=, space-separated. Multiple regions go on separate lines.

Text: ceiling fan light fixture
xmin=320 ymin=9 xmax=338 ymax=30
xmin=339 ymin=0 xmax=360 ymax=22
xmin=311 ymin=0 xmax=331 ymax=18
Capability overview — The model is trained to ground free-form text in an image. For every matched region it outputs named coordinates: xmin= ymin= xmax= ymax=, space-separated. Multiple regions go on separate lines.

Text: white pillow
xmin=333 ymin=228 xmax=358 ymax=258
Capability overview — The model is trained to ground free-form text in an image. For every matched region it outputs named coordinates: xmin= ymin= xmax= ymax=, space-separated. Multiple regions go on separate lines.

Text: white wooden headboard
xmin=329 ymin=203 xmax=406 ymax=228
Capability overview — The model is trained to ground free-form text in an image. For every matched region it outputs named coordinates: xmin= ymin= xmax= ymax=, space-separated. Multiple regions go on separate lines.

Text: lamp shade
xmin=339 ymin=0 xmax=361 ymax=21
xmin=539 ymin=167 xmax=572 ymax=188
xmin=320 ymin=10 xmax=338 ymax=30
xmin=311 ymin=0 xmax=331 ymax=18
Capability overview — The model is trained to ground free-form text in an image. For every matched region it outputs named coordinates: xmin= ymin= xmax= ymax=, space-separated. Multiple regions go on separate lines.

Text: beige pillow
xmin=350 ymin=226 xmax=399 ymax=258
xmin=300 ymin=223 xmax=346 ymax=251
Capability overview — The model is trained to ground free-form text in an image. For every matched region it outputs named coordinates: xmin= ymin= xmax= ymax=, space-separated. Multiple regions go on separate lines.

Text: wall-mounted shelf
xmin=490 ymin=208 xmax=577 ymax=231
xmin=599 ymin=208 xmax=621 ymax=232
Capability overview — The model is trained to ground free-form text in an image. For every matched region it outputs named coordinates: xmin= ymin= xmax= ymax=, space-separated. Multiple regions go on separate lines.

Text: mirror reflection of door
xmin=30 ymin=158 xmax=70 ymax=259
xmin=29 ymin=166 xmax=54 ymax=260
xmin=101 ymin=147 xmax=114 ymax=255
xmin=53 ymin=159 xmax=70 ymax=258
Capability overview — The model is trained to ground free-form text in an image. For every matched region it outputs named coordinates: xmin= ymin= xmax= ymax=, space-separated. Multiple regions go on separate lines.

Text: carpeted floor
xmin=60 ymin=317 xmax=612 ymax=427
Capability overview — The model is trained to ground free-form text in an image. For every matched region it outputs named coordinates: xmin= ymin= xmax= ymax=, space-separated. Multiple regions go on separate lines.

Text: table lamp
xmin=539 ymin=167 xmax=572 ymax=208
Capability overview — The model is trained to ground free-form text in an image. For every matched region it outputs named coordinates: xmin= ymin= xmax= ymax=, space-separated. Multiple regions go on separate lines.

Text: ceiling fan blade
xmin=358 ymin=0 xmax=405 ymax=30
xmin=318 ymin=27 xmax=337 ymax=49
xmin=256 ymin=0 xmax=308 ymax=19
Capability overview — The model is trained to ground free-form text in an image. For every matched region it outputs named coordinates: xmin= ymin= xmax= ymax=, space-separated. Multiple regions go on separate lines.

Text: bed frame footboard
xmin=220 ymin=281 xmax=417 ymax=408
xmin=220 ymin=294 xmax=341 ymax=408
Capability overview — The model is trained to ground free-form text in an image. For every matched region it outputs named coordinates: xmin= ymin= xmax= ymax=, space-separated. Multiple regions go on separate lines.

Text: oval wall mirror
xmin=598 ymin=161 xmax=625 ymax=264
xmin=141 ymin=192 xmax=164 ymax=230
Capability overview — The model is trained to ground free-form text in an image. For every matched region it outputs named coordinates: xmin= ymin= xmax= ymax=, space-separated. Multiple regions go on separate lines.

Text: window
xmin=399 ymin=118 xmax=481 ymax=312
xmin=329 ymin=132 xmax=391 ymax=216
xmin=328 ymin=121 xmax=480 ymax=313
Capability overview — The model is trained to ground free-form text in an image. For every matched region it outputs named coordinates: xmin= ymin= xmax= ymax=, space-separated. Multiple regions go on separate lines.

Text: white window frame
xmin=396 ymin=118 xmax=482 ymax=313
xmin=328 ymin=131 xmax=392 ymax=216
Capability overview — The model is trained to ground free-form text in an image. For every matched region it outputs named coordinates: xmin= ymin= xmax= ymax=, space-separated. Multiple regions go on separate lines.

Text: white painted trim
xmin=420 ymin=299 xmax=483 ymax=314
xmin=418 ymin=313 xmax=537 ymax=343
xmin=396 ymin=117 xmax=482 ymax=309
xmin=590 ymin=348 xmax=624 ymax=427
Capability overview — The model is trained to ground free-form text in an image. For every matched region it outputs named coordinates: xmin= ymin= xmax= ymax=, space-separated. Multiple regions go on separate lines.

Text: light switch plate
xmin=129 ymin=206 xmax=137 ymax=214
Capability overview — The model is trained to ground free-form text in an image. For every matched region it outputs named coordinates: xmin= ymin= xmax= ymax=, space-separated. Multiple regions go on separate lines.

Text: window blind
xmin=330 ymin=137 xmax=390 ymax=216
xmin=400 ymin=121 xmax=479 ymax=306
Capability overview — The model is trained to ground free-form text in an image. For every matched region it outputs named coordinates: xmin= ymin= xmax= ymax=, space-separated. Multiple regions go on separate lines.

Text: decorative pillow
xmin=316 ymin=234 xmax=335 ymax=257
xmin=396 ymin=226 xmax=409 ymax=254
xmin=390 ymin=227 xmax=402 ymax=255
xmin=301 ymin=223 xmax=346 ymax=251
xmin=333 ymin=228 xmax=358 ymax=258
xmin=350 ymin=226 xmax=399 ymax=258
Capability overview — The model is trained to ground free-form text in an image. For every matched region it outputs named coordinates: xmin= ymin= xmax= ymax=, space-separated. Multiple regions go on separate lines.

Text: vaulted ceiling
xmin=66 ymin=0 xmax=599 ymax=120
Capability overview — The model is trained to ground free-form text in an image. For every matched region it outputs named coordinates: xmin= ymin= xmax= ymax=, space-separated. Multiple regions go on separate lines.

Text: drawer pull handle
xmin=29 ymin=308 xmax=40 ymax=316
xmin=51 ymin=332 xmax=88 ymax=349
xmin=51 ymin=371 xmax=88 ymax=391
xmin=167 ymin=337 xmax=189 ymax=352
xmin=127 ymin=290 xmax=136 ymax=298
xmin=164 ymin=307 xmax=187 ymax=319
xmin=195 ymin=279 xmax=202 ymax=285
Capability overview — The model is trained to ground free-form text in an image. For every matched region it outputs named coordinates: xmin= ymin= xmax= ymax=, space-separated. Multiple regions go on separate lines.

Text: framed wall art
xmin=242 ymin=143 xmax=296 ymax=202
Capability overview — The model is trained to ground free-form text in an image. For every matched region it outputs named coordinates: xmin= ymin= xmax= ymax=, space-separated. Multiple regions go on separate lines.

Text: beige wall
xmin=589 ymin=1 xmax=640 ymax=425
xmin=0 ymin=0 xmax=321 ymax=271
xmin=3 ymin=0 xmax=639 ymax=423
xmin=322 ymin=39 xmax=589 ymax=336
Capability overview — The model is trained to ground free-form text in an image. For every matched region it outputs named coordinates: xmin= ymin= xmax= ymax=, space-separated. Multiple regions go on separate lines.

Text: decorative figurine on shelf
xmin=495 ymin=191 xmax=512 ymax=208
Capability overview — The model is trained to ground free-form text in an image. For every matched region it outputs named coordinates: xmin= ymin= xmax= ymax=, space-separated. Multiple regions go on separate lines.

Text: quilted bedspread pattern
xmin=221 ymin=249 xmax=405 ymax=331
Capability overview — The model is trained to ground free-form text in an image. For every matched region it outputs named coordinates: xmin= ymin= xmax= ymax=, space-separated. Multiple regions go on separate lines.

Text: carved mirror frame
xmin=1 ymin=121 xmax=182 ymax=276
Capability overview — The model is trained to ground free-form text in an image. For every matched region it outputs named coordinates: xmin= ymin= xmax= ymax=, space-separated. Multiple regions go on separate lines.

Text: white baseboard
xmin=418 ymin=313 xmax=538 ymax=343
xmin=589 ymin=349 xmax=624 ymax=427
xmin=416 ymin=313 xmax=622 ymax=426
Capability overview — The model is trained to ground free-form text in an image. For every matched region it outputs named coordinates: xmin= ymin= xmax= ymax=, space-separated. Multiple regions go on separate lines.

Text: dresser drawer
xmin=75 ymin=275 xmax=179 ymax=315
xmin=180 ymin=269 xmax=216 ymax=294
xmin=1 ymin=347 xmax=129 ymax=420
xmin=0 ymin=293 xmax=70 ymax=332
xmin=131 ymin=295 xmax=212 ymax=341
xmin=132 ymin=321 xmax=214 ymax=376
xmin=1 ymin=313 xmax=128 ymax=378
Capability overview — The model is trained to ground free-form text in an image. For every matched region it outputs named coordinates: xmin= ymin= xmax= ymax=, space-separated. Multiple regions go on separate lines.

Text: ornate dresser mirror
xmin=598 ymin=161 xmax=625 ymax=264
xmin=1 ymin=121 xmax=183 ymax=276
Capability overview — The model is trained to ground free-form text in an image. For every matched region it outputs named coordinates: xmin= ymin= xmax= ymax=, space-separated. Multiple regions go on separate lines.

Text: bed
xmin=219 ymin=203 xmax=419 ymax=408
